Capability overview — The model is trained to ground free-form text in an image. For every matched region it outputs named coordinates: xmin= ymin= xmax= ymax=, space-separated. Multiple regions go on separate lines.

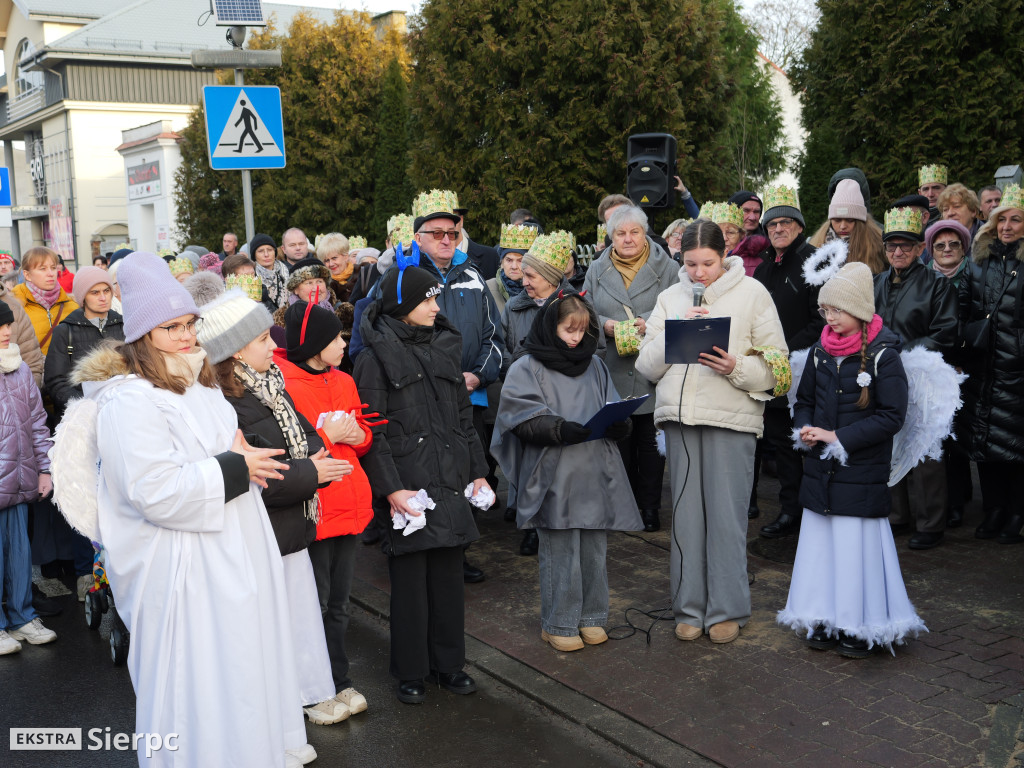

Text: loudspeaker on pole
xmin=626 ymin=133 xmax=677 ymax=209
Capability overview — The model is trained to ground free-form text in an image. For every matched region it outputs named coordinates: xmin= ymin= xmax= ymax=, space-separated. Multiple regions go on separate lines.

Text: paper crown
xmin=157 ymin=248 xmax=175 ymax=258
xmin=700 ymin=202 xmax=744 ymax=229
xmin=698 ymin=201 xmax=716 ymax=220
xmin=387 ymin=213 xmax=415 ymax=247
xmin=348 ymin=236 xmax=367 ymax=251
xmin=168 ymin=258 xmax=194 ymax=276
xmin=998 ymin=183 xmax=1024 ymax=212
xmin=412 ymin=189 xmax=459 ymax=219
xmin=549 ymin=229 xmax=576 ymax=253
xmin=884 ymin=207 xmax=924 ymax=237
xmin=761 ymin=185 xmax=801 ymax=213
xmin=597 ymin=224 xmax=607 ymax=244
xmin=499 ymin=223 xmax=539 ymax=251
xmin=919 ymin=164 xmax=948 ymax=186
xmin=528 ymin=232 xmax=573 ymax=273
xmin=225 ymin=273 xmax=262 ymax=302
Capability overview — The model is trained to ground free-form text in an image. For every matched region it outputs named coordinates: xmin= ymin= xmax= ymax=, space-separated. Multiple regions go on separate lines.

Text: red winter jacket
xmin=274 ymin=349 xmax=373 ymax=538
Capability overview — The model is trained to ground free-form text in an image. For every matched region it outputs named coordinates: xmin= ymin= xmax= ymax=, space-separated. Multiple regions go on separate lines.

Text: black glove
xmin=559 ymin=420 xmax=592 ymax=445
xmin=603 ymin=418 xmax=632 ymax=442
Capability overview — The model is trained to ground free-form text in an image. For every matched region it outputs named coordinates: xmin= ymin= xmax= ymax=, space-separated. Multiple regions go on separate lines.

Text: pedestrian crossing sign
xmin=202 ymin=85 xmax=286 ymax=170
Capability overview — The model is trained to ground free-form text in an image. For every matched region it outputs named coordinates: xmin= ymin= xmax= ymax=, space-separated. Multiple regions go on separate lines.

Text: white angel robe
xmin=91 ymin=375 xmax=305 ymax=768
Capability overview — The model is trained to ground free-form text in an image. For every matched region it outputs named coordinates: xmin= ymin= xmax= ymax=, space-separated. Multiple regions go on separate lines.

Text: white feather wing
xmin=48 ymin=397 xmax=101 ymax=543
xmin=787 ymin=347 xmax=813 ymax=417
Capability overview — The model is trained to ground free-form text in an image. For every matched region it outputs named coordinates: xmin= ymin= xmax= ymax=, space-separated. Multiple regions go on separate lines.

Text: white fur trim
xmin=802 ymin=239 xmax=848 ymax=286
xmin=655 ymin=428 xmax=666 ymax=456
xmin=777 ymin=610 xmax=928 ymax=655
xmin=791 ymin=426 xmax=811 ymax=451
xmin=820 ymin=439 xmax=848 ymax=465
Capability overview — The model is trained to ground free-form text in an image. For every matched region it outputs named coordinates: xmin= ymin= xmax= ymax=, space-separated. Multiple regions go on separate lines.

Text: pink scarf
xmin=820 ymin=314 xmax=883 ymax=357
xmin=25 ymin=279 xmax=62 ymax=310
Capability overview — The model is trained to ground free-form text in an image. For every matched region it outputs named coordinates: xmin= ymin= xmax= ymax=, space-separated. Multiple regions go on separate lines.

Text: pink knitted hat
xmin=828 ymin=179 xmax=868 ymax=222
xmin=71 ymin=266 xmax=113 ymax=306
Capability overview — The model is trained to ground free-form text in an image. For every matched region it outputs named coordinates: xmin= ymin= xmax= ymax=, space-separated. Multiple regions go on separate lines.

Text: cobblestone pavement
xmin=352 ymin=472 xmax=1024 ymax=767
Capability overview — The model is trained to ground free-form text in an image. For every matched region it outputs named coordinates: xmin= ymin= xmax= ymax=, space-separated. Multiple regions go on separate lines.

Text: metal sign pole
xmin=235 ymin=67 xmax=256 ymax=245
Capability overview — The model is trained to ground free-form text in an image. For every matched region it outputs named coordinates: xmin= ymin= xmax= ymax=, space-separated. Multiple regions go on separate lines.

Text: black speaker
xmin=626 ymin=133 xmax=677 ymax=208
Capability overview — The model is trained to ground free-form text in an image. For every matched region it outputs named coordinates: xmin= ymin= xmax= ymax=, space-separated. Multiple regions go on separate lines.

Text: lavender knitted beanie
xmin=119 ymin=251 xmax=201 ymax=342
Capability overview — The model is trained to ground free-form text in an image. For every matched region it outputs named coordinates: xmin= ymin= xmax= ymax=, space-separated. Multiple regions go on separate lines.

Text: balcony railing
xmin=6 ymin=85 xmax=45 ymax=123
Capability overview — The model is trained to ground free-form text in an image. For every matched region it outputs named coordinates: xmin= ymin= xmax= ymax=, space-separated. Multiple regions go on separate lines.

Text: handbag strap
xmin=39 ymin=302 xmax=66 ymax=350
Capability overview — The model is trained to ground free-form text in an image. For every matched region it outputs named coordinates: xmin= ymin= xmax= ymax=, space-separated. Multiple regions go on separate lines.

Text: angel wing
xmin=787 ymin=347 xmax=814 ymax=417
xmin=48 ymin=396 xmax=101 ymax=543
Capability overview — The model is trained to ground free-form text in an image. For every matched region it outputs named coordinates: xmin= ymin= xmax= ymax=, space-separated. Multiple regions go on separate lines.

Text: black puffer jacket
xmin=793 ymin=327 xmax=908 ymax=518
xmin=353 ymin=299 xmax=485 ymax=556
xmin=873 ymin=259 xmax=958 ymax=359
xmin=226 ymin=386 xmax=324 ymax=556
xmin=956 ymin=231 xmax=1024 ymax=463
xmin=44 ymin=309 xmax=125 ymax=417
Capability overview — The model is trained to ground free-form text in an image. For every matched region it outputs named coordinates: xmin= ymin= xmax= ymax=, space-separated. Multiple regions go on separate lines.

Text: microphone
xmin=692 ymin=282 xmax=705 ymax=308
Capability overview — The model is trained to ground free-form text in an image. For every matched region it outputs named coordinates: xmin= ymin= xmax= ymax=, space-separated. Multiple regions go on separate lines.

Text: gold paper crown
xmin=597 ymin=224 xmax=607 ymax=244
xmin=761 ymin=185 xmax=800 ymax=213
xmin=528 ymin=233 xmax=573 ymax=273
xmin=169 ymin=258 xmax=194 ymax=276
xmin=387 ymin=213 xmax=415 ymax=246
xmin=412 ymin=189 xmax=459 ymax=219
xmin=348 ymin=236 xmax=367 ymax=251
xmin=918 ymin=164 xmax=948 ymax=186
xmin=998 ymin=183 xmax=1024 ymax=212
xmin=698 ymin=201 xmax=717 ymax=220
xmin=711 ymin=202 xmax=744 ymax=230
xmin=884 ymin=207 xmax=924 ymax=236
xmin=157 ymin=247 xmax=175 ymax=257
xmin=499 ymin=223 xmax=539 ymax=251
xmin=548 ymin=229 xmax=576 ymax=253
xmin=225 ymin=274 xmax=262 ymax=302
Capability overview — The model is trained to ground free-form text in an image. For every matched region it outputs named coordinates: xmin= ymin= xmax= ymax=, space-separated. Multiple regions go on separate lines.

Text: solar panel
xmin=212 ymin=0 xmax=267 ymax=26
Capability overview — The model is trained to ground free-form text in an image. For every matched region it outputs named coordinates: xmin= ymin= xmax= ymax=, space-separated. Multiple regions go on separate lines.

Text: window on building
xmin=14 ymin=39 xmax=44 ymax=97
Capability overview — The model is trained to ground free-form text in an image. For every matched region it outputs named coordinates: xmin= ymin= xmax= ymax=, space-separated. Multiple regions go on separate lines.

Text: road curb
xmin=350 ymin=575 xmax=718 ymax=768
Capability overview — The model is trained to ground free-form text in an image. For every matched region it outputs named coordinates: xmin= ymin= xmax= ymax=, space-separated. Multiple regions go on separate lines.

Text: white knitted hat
xmin=196 ymin=288 xmax=273 ymax=364
xmin=818 ymin=262 xmax=875 ymax=322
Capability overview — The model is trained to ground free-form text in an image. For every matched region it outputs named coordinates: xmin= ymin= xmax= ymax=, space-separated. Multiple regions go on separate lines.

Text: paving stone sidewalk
xmin=352 ymin=473 xmax=1024 ymax=767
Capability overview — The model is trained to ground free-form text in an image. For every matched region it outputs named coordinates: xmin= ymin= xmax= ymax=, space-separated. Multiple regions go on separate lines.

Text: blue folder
xmin=664 ymin=317 xmax=732 ymax=364
xmin=582 ymin=394 xmax=650 ymax=440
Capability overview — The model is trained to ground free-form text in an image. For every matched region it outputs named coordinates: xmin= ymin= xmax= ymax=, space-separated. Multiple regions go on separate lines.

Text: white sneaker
xmin=77 ymin=574 xmax=93 ymax=602
xmin=286 ymin=743 xmax=317 ymax=765
xmin=8 ymin=618 xmax=57 ymax=645
xmin=334 ymin=687 xmax=367 ymax=715
xmin=0 ymin=630 xmax=23 ymax=655
xmin=303 ymin=697 xmax=349 ymax=725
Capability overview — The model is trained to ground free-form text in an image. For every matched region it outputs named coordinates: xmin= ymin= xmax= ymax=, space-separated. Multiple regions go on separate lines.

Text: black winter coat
xmin=464 ymin=237 xmax=500 ymax=281
xmin=226 ymin=387 xmax=324 ymax=556
xmin=793 ymin=327 xmax=908 ymax=518
xmin=353 ymin=300 xmax=486 ymax=556
xmin=956 ymin=232 xmax=1024 ymax=463
xmin=44 ymin=309 xmax=125 ymax=417
xmin=873 ymin=259 xmax=958 ymax=359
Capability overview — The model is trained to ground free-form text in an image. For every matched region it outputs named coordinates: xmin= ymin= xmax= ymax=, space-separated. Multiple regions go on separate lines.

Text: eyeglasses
xmin=668 ymin=232 xmax=683 ymax=240
xmin=817 ymin=307 xmax=846 ymax=319
xmin=766 ymin=218 xmax=796 ymax=230
xmin=884 ymin=242 xmax=917 ymax=254
xmin=932 ymin=241 xmax=962 ymax=252
xmin=419 ymin=229 xmax=459 ymax=241
xmin=157 ymin=318 xmax=203 ymax=340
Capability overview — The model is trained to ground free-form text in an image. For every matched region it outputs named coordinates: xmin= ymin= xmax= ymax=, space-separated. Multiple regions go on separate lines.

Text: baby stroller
xmin=82 ymin=542 xmax=130 ymax=666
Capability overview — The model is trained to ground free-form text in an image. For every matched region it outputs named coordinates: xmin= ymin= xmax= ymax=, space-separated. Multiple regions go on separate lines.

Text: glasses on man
xmin=766 ymin=218 xmax=796 ymax=230
xmin=157 ymin=318 xmax=203 ymax=340
xmin=884 ymin=242 xmax=917 ymax=254
xmin=419 ymin=229 xmax=459 ymax=241
xmin=932 ymin=241 xmax=963 ymax=252
xmin=817 ymin=306 xmax=845 ymax=319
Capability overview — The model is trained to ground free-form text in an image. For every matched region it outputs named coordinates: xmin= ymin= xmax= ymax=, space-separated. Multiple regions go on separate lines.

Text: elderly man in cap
xmin=918 ymin=164 xmax=948 ymax=228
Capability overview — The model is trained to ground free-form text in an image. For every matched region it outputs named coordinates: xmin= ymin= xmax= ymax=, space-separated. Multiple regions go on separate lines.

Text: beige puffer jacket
xmin=636 ymin=255 xmax=788 ymax=437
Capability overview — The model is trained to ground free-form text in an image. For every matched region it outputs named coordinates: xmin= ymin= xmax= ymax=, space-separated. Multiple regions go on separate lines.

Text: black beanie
xmin=249 ymin=233 xmax=276 ymax=255
xmin=728 ymin=190 xmax=761 ymax=208
xmin=379 ymin=266 xmax=442 ymax=318
xmin=285 ymin=300 xmax=344 ymax=363
xmin=0 ymin=300 xmax=14 ymax=327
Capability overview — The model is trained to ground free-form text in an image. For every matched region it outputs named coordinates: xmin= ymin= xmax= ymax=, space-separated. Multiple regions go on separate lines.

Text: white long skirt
xmin=282 ymin=550 xmax=336 ymax=706
xmin=777 ymin=509 xmax=927 ymax=653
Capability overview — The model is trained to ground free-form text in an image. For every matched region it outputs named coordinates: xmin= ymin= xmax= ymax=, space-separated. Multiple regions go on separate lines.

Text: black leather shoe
xmin=947 ymin=506 xmax=964 ymax=529
xmin=747 ymin=504 xmax=760 ymax=520
xmin=31 ymin=583 xmax=63 ymax=618
xmin=429 ymin=670 xmax=477 ymax=695
xmin=807 ymin=624 xmax=837 ymax=650
xmin=760 ymin=513 xmax=799 ymax=539
xmin=976 ymin=507 xmax=1007 ymax=539
xmin=519 ymin=529 xmax=539 ymax=556
xmin=503 ymin=505 xmax=517 ymax=523
xmin=463 ymin=559 xmax=485 ymax=583
xmin=997 ymin=514 xmax=1024 ymax=544
xmin=397 ymin=679 xmax=426 ymax=704
xmin=641 ymin=509 xmax=660 ymax=532
xmin=836 ymin=632 xmax=872 ymax=659
xmin=908 ymin=531 xmax=944 ymax=550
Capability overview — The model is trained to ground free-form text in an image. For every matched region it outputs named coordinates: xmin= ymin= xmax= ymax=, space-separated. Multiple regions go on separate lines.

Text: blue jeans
xmin=537 ymin=528 xmax=608 ymax=637
xmin=1 ymin=504 xmax=36 ymax=631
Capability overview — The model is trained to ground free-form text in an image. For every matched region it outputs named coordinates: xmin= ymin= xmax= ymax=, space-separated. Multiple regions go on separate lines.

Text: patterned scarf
xmin=255 ymin=260 xmax=289 ymax=308
xmin=609 ymin=239 xmax=650 ymax=290
xmin=25 ymin=279 xmax=62 ymax=310
xmin=233 ymin=360 xmax=320 ymax=524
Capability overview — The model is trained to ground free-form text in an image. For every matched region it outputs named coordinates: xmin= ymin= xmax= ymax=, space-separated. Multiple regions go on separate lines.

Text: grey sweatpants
xmin=665 ymin=424 xmax=755 ymax=630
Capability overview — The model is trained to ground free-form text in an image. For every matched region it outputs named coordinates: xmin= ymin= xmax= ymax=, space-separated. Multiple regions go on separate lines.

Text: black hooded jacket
xmin=44 ymin=309 xmax=125 ymax=417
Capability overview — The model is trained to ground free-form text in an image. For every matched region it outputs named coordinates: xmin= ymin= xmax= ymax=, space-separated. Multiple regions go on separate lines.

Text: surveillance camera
xmin=226 ymin=26 xmax=246 ymax=48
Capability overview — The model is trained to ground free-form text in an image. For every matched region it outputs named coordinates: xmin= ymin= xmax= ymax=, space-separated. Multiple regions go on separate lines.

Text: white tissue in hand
xmin=464 ymin=483 xmax=495 ymax=510
xmin=315 ymin=411 xmax=347 ymax=429
xmin=392 ymin=489 xmax=434 ymax=536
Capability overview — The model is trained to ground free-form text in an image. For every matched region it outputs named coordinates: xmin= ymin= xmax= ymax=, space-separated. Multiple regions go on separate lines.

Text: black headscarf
xmin=521 ymin=290 xmax=598 ymax=377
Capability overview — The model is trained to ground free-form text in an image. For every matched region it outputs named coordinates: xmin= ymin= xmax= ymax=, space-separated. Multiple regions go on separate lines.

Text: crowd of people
xmin=0 ymin=164 xmax=1021 ymax=766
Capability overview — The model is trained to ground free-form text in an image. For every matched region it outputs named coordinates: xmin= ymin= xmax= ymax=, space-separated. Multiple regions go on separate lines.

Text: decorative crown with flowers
xmin=412 ymin=189 xmax=459 ymax=219
xmin=918 ymin=164 xmax=948 ymax=186
xmin=168 ymin=258 xmax=194 ymax=276
xmin=884 ymin=207 xmax=924 ymax=236
xmin=999 ymin=183 xmax=1023 ymax=213
xmin=761 ymin=185 xmax=801 ymax=213
xmin=387 ymin=213 xmax=414 ymax=247
xmin=348 ymin=236 xmax=367 ymax=251
xmin=499 ymin=223 xmax=539 ymax=251
xmin=698 ymin=201 xmax=717 ymax=220
xmin=528 ymin=233 xmax=573 ymax=273
xmin=597 ymin=224 xmax=607 ymax=244
xmin=225 ymin=273 xmax=262 ymax=302
xmin=548 ymin=229 xmax=576 ymax=254
xmin=708 ymin=202 xmax=744 ymax=230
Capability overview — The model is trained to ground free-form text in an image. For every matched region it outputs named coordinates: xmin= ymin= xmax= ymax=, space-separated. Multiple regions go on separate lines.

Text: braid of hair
xmin=856 ymin=322 xmax=871 ymax=409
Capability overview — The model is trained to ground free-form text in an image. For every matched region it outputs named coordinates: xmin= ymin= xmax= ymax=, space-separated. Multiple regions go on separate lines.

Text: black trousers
xmin=977 ymin=461 xmax=1024 ymax=517
xmin=944 ymin=438 xmax=973 ymax=508
xmin=308 ymin=534 xmax=358 ymax=691
xmin=388 ymin=545 xmax=465 ymax=681
xmin=617 ymin=412 xmax=665 ymax=511
xmin=762 ymin=406 xmax=803 ymax=518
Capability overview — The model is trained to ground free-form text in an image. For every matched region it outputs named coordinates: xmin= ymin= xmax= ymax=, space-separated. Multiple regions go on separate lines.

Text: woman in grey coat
xmin=583 ymin=205 xmax=679 ymax=532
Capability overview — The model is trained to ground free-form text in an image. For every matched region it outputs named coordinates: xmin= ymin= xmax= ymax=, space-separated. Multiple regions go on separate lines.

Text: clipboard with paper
xmin=582 ymin=394 xmax=650 ymax=440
